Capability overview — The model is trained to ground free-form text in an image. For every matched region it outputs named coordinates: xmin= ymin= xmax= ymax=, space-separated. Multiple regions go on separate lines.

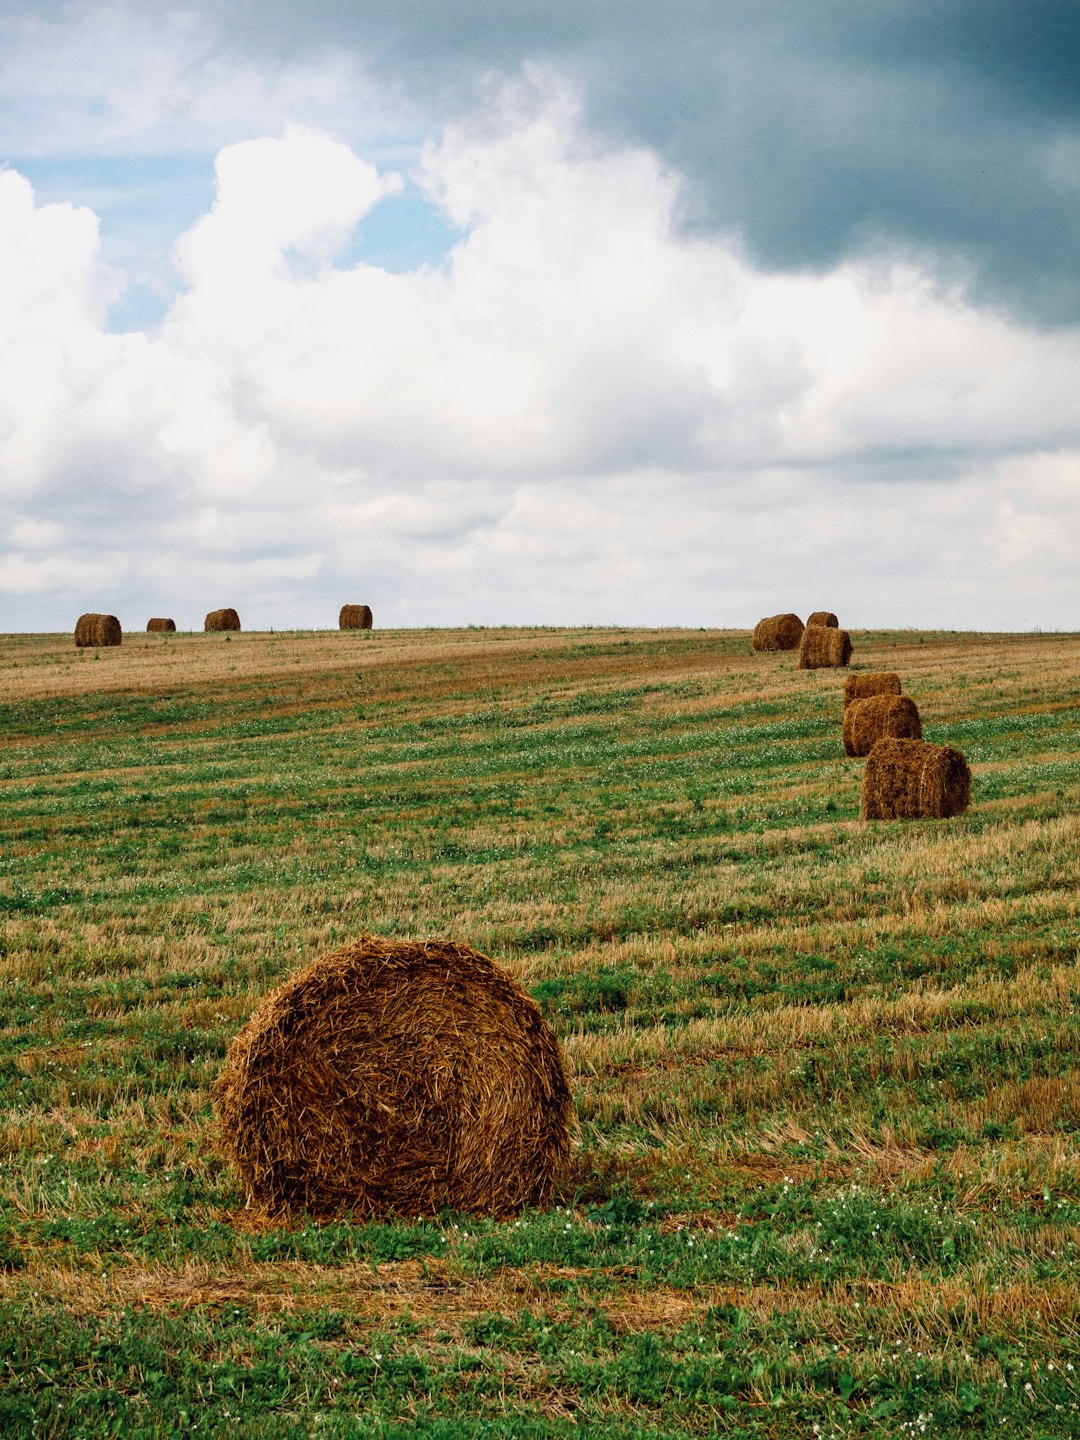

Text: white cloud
xmin=1 ymin=71 xmax=1079 ymax=632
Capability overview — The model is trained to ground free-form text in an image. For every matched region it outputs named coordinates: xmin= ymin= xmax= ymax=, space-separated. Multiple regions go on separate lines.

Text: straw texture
xmin=843 ymin=672 xmax=902 ymax=708
xmin=862 ymin=738 xmax=971 ymax=820
xmin=146 ymin=618 xmax=176 ymax=633
xmin=752 ymin=614 xmax=804 ymax=652
xmin=213 ymin=936 xmax=572 ymax=1219
xmin=806 ymin=611 xmax=839 ymax=628
xmin=74 ymin=614 xmax=121 ymax=648
xmin=798 ymin=626 xmax=852 ymax=669
xmin=843 ymin=695 xmax=922 ymax=757
xmin=339 ymin=604 xmax=373 ymax=630
xmin=204 ymin=608 xmax=241 ymax=632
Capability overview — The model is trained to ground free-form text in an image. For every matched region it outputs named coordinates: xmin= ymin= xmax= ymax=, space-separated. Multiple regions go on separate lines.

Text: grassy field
xmin=1 ymin=624 xmax=1078 ymax=1439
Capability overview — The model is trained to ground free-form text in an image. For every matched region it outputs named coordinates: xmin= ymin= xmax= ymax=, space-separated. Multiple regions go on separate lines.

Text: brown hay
xmin=204 ymin=608 xmax=241 ymax=632
xmin=862 ymin=737 xmax=971 ymax=820
xmin=798 ymin=626 xmax=852 ymax=669
xmin=74 ymin=613 xmax=121 ymax=648
xmin=146 ymin=618 xmax=176 ymax=633
xmin=751 ymin=614 xmax=804 ymax=652
xmin=806 ymin=611 xmax=839 ymax=628
xmin=339 ymin=604 xmax=373 ymax=630
xmin=212 ymin=936 xmax=572 ymax=1219
xmin=843 ymin=695 xmax=922 ymax=757
xmin=843 ymin=671 xmax=902 ymax=708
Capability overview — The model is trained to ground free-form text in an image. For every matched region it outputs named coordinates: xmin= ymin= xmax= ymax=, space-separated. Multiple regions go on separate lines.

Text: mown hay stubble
xmin=843 ymin=694 xmax=922 ymax=757
xmin=751 ymin=614 xmax=804 ymax=652
xmin=862 ymin=737 xmax=971 ymax=819
xmin=799 ymin=625 xmax=852 ymax=669
xmin=213 ymin=936 xmax=572 ymax=1219
xmin=339 ymin=604 xmax=373 ymax=630
xmin=843 ymin=671 xmax=902 ymax=708
xmin=204 ymin=608 xmax=241 ymax=632
xmin=74 ymin=613 xmax=121 ymax=648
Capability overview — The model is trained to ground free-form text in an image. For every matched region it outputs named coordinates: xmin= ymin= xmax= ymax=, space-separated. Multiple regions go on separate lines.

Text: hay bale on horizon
xmin=204 ymin=608 xmax=241 ymax=632
xmin=862 ymin=737 xmax=970 ymax=820
xmin=843 ymin=671 xmax=902 ymax=708
xmin=843 ymin=694 xmax=922 ymax=757
xmin=213 ymin=936 xmax=572 ymax=1219
xmin=146 ymin=618 xmax=176 ymax=633
xmin=339 ymin=604 xmax=373 ymax=630
xmin=74 ymin=613 xmax=121 ymax=648
xmin=807 ymin=611 xmax=839 ymax=628
xmin=798 ymin=625 xmax=852 ymax=669
xmin=752 ymin=613 xmax=804 ymax=652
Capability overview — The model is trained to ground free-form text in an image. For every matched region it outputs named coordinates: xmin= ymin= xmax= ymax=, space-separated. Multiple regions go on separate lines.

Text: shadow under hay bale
xmin=843 ymin=694 xmax=922 ymax=757
xmin=146 ymin=618 xmax=176 ymax=633
xmin=339 ymin=604 xmax=373 ymax=630
xmin=799 ymin=626 xmax=852 ymax=669
xmin=74 ymin=613 xmax=121 ymax=648
xmin=806 ymin=610 xmax=839 ymax=628
xmin=204 ymin=608 xmax=241 ymax=632
xmin=752 ymin=613 xmax=804 ymax=652
xmin=843 ymin=671 xmax=902 ymax=709
xmin=862 ymin=737 xmax=971 ymax=820
xmin=213 ymin=936 xmax=572 ymax=1219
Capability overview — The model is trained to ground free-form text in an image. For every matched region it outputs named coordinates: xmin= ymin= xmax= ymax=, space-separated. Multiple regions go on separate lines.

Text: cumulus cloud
xmin=2 ymin=73 xmax=1079 ymax=631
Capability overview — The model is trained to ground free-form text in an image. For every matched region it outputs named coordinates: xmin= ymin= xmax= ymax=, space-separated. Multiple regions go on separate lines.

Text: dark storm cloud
xmin=211 ymin=0 xmax=1080 ymax=325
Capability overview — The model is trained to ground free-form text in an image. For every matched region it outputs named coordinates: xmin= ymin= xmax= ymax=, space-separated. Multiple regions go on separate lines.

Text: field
xmin=1 ymin=624 xmax=1078 ymax=1439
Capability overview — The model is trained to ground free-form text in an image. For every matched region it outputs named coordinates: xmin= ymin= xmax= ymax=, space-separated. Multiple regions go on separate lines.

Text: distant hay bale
xmin=843 ymin=671 xmax=902 ymax=709
xmin=798 ymin=626 xmax=852 ymax=669
xmin=213 ymin=936 xmax=572 ymax=1219
xmin=204 ymin=608 xmax=241 ymax=632
xmin=806 ymin=611 xmax=839 ymax=628
xmin=752 ymin=614 xmax=804 ymax=652
xmin=74 ymin=613 xmax=121 ymax=648
xmin=339 ymin=604 xmax=373 ymax=630
xmin=843 ymin=695 xmax=922 ymax=757
xmin=146 ymin=618 xmax=176 ymax=633
xmin=862 ymin=737 xmax=971 ymax=820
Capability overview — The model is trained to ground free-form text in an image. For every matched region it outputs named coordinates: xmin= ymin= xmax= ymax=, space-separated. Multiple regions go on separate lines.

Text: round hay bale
xmin=213 ymin=936 xmax=572 ymax=1219
xmin=798 ymin=625 xmax=852 ymax=669
xmin=74 ymin=613 xmax=121 ymax=648
xmin=862 ymin=737 xmax=971 ymax=820
xmin=843 ymin=671 xmax=901 ymax=709
xmin=751 ymin=614 xmax=804 ymax=652
xmin=146 ymin=617 xmax=176 ymax=633
xmin=843 ymin=694 xmax=922 ymax=757
xmin=204 ymin=608 xmax=241 ymax=632
xmin=806 ymin=611 xmax=839 ymax=628
xmin=339 ymin=604 xmax=373 ymax=630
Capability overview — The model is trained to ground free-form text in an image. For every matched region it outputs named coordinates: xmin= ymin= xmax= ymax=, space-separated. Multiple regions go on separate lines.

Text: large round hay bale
xmin=339 ymin=604 xmax=373 ymax=630
xmin=74 ymin=613 xmax=121 ymax=648
xmin=806 ymin=611 xmax=839 ymax=628
xmin=204 ymin=608 xmax=241 ymax=632
xmin=843 ymin=671 xmax=902 ymax=709
xmin=798 ymin=626 xmax=852 ymax=669
xmin=751 ymin=614 xmax=804 ymax=652
xmin=843 ymin=695 xmax=922 ymax=757
xmin=862 ymin=737 xmax=970 ymax=820
xmin=213 ymin=936 xmax=572 ymax=1219
xmin=146 ymin=618 xmax=176 ymax=633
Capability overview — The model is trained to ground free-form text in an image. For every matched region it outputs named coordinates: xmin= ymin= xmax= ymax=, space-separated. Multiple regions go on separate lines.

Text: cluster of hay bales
xmin=213 ymin=936 xmax=571 ymax=1219
xmin=204 ymin=608 xmax=241 ymax=632
xmin=339 ymin=604 xmax=373 ymax=630
xmin=75 ymin=613 xmax=121 ymax=648
xmin=146 ymin=618 xmax=176 ymax=633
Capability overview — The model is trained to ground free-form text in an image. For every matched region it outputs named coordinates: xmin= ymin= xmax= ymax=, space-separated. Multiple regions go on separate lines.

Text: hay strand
xmin=204 ymin=608 xmax=241 ymax=632
xmin=798 ymin=626 xmax=852 ymax=669
xmin=74 ymin=614 xmax=121 ymax=648
xmin=752 ymin=614 xmax=804 ymax=652
xmin=843 ymin=694 xmax=922 ymax=757
xmin=862 ymin=737 xmax=971 ymax=819
xmin=339 ymin=604 xmax=373 ymax=630
xmin=806 ymin=611 xmax=839 ymax=628
xmin=843 ymin=671 xmax=902 ymax=708
xmin=213 ymin=936 xmax=572 ymax=1219
xmin=146 ymin=618 xmax=176 ymax=633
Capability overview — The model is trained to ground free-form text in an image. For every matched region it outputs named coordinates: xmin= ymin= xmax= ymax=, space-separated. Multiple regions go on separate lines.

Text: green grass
xmin=0 ymin=625 xmax=1078 ymax=1437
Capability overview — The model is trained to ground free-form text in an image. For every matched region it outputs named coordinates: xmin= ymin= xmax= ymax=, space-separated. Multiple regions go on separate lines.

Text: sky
xmin=1 ymin=0 xmax=1079 ymax=632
